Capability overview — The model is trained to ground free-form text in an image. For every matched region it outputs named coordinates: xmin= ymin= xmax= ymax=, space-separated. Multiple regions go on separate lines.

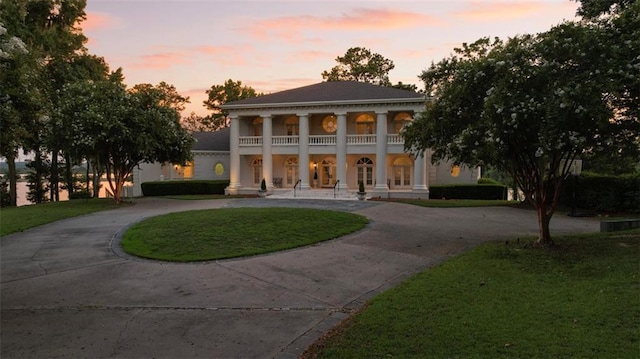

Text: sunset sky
xmin=82 ymin=0 xmax=581 ymax=117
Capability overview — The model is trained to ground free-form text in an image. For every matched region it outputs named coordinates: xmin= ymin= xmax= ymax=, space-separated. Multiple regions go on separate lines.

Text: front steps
xmin=267 ymin=188 xmax=360 ymax=200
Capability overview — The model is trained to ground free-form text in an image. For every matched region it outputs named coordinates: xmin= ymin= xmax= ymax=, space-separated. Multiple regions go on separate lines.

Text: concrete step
xmin=267 ymin=189 xmax=359 ymax=200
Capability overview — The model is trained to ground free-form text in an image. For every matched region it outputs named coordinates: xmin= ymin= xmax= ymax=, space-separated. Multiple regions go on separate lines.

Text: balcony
xmin=237 ymin=134 xmax=405 ymax=147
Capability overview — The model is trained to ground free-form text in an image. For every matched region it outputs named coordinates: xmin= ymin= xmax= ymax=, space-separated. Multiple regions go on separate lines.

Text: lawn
xmin=121 ymin=207 xmax=369 ymax=261
xmin=0 ymin=199 xmax=124 ymax=237
xmin=372 ymin=198 xmax=516 ymax=208
xmin=303 ymin=230 xmax=639 ymax=358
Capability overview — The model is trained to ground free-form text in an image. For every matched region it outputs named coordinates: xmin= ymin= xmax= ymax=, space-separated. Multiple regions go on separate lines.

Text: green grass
xmin=160 ymin=194 xmax=254 ymax=200
xmin=304 ymin=230 xmax=640 ymax=358
xmin=0 ymin=199 xmax=124 ymax=237
xmin=121 ymin=207 xmax=368 ymax=261
xmin=375 ymin=198 xmax=515 ymax=208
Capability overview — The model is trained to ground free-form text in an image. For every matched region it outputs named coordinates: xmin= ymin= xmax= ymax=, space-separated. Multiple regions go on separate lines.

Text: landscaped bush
xmin=69 ymin=190 xmax=91 ymax=200
xmin=559 ymin=173 xmax=639 ymax=213
xmin=141 ymin=180 xmax=230 ymax=196
xmin=429 ymin=184 xmax=507 ymax=200
xmin=477 ymin=177 xmax=502 ymax=185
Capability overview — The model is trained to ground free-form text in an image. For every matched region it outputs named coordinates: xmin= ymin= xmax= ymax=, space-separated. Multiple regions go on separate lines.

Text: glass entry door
xmin=320 ymin=159 xmax=336 ymax=187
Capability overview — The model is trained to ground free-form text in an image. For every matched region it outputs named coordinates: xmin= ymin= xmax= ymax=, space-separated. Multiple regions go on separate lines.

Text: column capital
xmin=334 ymin=111 xmax=348 ymax=116
xmin=259 ymin=114 xmax=272 ymax=119
xmin=375 ymin=110 xmax=388 ymax=115
xmin=296 ymin=113 xmax=309 ymax=118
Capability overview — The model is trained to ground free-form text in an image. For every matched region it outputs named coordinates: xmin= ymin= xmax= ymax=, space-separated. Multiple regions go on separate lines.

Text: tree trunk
xmin=535 ymin=205 xmax=553 ymax=246
xmin=7 ymin=155 xmax=18 ymax=207
xmin=51 ymin=149 xmax=59 ymax=202
xmin=65 ymin=154 xmax=73 ymax=197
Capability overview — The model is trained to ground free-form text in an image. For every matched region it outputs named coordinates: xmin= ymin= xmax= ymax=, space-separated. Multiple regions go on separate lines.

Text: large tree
xmin=321 ymin=47 xmax=395 ymax=86
xmin=201 ymin=79 xmax=260 ymax=131
xmin=403 ymin=19 xmax=638 ymax=246
xmin=58 ymin=79 xmax=194 ymax=203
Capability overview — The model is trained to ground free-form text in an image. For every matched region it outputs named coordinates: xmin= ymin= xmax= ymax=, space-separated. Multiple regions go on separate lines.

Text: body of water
xmin=13 ymin=181 xmax=126 ymax=206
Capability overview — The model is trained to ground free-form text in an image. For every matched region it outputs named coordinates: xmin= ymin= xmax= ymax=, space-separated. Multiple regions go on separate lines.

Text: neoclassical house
xmin=132 ymin=81 xmax=479 ymax=199
xmin=221 ymin=81 xmax=478 ymax=198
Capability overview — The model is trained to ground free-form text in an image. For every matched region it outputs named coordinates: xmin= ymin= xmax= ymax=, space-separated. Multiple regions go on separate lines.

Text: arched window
xmin=393 ymin=157 xmax=412 ymax=188
xmin=393 ymin=112 xmax=412 ymax=133
xmin=356 ymin=157 xmax=374 ymax=186
xmin=214 ymin=162 xmax=224 ymax=176
xmin=355 ymin=113 xmax=375 ymax=135
xmin=450 ymin=165 xmax=460 ymax=178
xmin=251 ymin=157 xmax=263 ymax=185
xmin=252 ymin=117 xmax=263 ymax=136
xmin=319 ymin=158 xmax=336 ymax=187
xmin=284 ymin=157 xmax=298 ymax=186
xmin=322 ymin=115 xmax=337 ymax=133
xmin=284 ymin=116 xmax=299 ymax=136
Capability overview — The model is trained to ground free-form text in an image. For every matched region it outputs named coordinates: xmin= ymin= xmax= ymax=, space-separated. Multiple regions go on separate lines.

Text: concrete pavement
xmin=1 ymin=198 xmax=599 ymax=358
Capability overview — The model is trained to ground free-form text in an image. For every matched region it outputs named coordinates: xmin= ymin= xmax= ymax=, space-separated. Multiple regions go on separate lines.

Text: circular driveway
xmin=1 ymin=198 xmax=598 ymax=358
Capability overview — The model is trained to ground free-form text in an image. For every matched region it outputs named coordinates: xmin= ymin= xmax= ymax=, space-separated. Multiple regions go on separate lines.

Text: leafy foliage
xmin=58 ymin=79 xmax=194 ymax=203
xmin=322 ymin=47 xmax=395 ymax=86
xmin=403 ymin=16 xmax=639 ymax=245
xmin=202 ymin=79 xmax=260 ymax=131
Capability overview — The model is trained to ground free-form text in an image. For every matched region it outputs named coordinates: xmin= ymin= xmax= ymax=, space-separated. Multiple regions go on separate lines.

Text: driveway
xmin=1 ymin=198 xmax=598 ymax=358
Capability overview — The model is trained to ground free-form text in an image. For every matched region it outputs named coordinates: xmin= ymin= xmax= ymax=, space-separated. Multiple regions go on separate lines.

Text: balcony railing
xmin=238 ymin=134 xmax=405 ymax=147
xmin=272 ymin=135 xmax=299 ymax=145
xmin=347 ymin=134 xmax=376 ymax=144
xmin=309 ymin=135 xmax=336 ymax=145
xmin=387 ymin=134 xmax=404 ymax=144
xmin=239 ymin=136 xmax=262 ymax=146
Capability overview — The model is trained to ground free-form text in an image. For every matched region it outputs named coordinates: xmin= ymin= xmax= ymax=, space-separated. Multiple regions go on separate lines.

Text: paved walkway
xmin=1 ymin=198 xmax=599 ymax=358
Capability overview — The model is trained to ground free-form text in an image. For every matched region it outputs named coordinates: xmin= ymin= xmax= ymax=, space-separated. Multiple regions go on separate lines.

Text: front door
xmin=320 ymin=159 xmax=336 ymax=187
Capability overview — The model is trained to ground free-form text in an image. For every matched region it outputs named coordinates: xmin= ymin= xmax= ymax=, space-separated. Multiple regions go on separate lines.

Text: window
xmin=252 ymin=158 xmax=263 ymax=185
xmin=394 ymin=112 xmax=412 ymax=133
xmin=450 ymin=165 xmax=460 ymax=178
xmin=214 ymin=162 xmax=224 ymax=176
xmin=285 ymin=116 xmax=299 ymax=136
xmin=284 ymin=157 xmax=298 ymax=186
xmin=356 ymin=157 xmax=374 ymax=186
xmin=322 ymin=115 xmax=337 ymax=133
xmin=252 ymin=117 xmax=263 ymax=136
xmin=393 ymin=157 xmax=412 ymax=188
xmin=355 ymin=113 xmax=375 ymax=135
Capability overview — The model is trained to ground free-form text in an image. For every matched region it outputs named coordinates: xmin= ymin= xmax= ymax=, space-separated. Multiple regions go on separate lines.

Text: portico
xmin=221 ymin=81 xmax=431 ymax=198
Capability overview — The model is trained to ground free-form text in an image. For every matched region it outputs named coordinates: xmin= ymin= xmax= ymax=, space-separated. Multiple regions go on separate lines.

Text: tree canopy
xmin=403 ymin=11 xmax=639 ymax=245
xmin=321 ymin=47 xmax=395 ymax=86
xmin=58 ymin=79 xmax=194 ymax=203
xmin=199 ymin=79 xmax=260 ymax=131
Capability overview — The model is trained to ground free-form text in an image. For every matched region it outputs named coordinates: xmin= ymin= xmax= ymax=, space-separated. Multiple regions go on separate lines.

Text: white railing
xmin=309 ymin=135 xmax=336 ymax=145
xmin=347 ymin=134 xmax=376 ymax=144
xmin=387 ymin=134 xmax=404 ymax=144
xmin=272 ymin=136 xmax=299 ymax=145
xmin=239 ymin=136 xmax=262 ymax=146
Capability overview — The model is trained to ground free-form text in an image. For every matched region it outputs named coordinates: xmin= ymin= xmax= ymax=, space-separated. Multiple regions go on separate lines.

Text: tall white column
xmin=228 ymin=115 xmax=240 ymax=194
xmin=262 ymin=115 xmax=273 ymax=189
xmin=336 ymin=112 xmax=348 ymax=191
xmin=374 ymin=111 xmax=388 ymax=192
xmin=413 ymin=151 xmax=429 ymax=193
xmin=298 ymin=113 xmax=310 ymax=190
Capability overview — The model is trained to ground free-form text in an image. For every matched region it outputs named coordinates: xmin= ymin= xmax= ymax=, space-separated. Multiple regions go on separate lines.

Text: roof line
xmin=221 ymin=97 xmax=425 ymax=110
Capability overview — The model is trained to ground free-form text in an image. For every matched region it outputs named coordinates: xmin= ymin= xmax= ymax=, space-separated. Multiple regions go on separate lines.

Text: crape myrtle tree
xmin=200 ymin=79 xmax=260 ymax=131
xmin=58 ymin=78 xmax=194 ymax=203
xmin=403 ymin=19 xmax=639 ymax=246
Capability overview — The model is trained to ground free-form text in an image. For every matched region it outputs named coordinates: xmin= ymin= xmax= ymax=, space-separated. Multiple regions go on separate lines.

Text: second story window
xmin=252 ymin=117 xmax=263 ymax=136
xmin=355 ymin=113 xmax=375 ymax=135
xmin=285 ymin=116 xmax=299 ymax=136
xmin=394 ymin=112 xmax=412 ymax=133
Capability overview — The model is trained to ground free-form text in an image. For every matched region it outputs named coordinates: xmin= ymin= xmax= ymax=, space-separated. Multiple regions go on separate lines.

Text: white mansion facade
xmin=221 ymin=81 xmax=478 ymax=198
xmin=132 ymin=81 xmax=479 ymax=199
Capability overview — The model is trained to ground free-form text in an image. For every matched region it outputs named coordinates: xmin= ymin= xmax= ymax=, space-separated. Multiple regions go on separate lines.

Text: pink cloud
xmin=242 ymin=7 xmax=443 ymax=42
xmin=454 ymin=1 xmax=578 ymax=21
xmin=131 ymin=52 xmax=190 ymax=70
xmin=81 ymin=11 xmax=119 ymax=32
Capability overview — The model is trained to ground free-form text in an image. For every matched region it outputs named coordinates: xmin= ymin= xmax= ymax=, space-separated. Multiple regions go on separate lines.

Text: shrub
xmin=358 ymin=181 xmax=365 ymax=193
xmin=429 ymin=184 xmax=507 ymax=200
xmin=477 ymin=177 xmax=501 ymax=185
xmin=69 ymin=190 xmax=92 ymax=200
xmin=260 ymin=178 xmax=267 ymax=191
xmin=560 ymin=173 xmax=639 ymax=213
xmin=141 ymin=180 xmax=230 ymax=196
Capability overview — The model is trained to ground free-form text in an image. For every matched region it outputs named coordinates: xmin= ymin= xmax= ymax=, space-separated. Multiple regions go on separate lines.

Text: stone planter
xmin=356 ymin=192 xmax=367 ymax=200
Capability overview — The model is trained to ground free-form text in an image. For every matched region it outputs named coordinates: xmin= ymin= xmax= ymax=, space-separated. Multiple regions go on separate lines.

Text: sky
xmin=82 ymin=0 xmax=581 ymax=118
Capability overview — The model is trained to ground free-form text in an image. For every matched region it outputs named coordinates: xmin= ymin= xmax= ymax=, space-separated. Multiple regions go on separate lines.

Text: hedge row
xmin=559 ymin=174 xmax=639 ymax=213
xmin=429 ymin=184 xmax=507 ymax=200
xmin=141 ymin=180 xmax=230 ymax=196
